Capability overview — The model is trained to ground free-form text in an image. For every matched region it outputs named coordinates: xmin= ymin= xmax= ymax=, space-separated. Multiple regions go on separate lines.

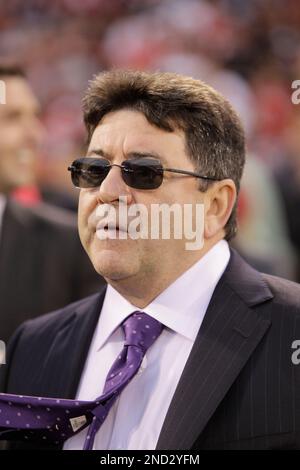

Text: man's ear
xmin=204 ymin=179 xmax=237 ymax=239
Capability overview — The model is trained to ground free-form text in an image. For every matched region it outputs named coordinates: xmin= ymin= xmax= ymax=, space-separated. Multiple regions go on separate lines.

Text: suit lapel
xmin=37 ymin=288 xmax=107 ymax=399
xmin=156 ymin=249 xmax=273 ymax=450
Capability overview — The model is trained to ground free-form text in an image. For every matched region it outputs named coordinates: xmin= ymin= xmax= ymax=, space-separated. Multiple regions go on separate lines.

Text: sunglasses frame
xmin=68 ymin=157 xmax=223 ymax=190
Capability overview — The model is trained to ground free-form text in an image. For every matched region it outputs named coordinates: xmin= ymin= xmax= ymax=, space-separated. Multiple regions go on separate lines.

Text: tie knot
xmin=122 ymin=311 xmax=164 ymax=352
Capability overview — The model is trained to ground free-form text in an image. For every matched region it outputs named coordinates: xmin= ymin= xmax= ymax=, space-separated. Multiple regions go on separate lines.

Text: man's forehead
xmin=93 ymin=110 xmax=165 ymax=139
xmin=88 ymin=109 xmax=185 ymax=156
xmin=89 ymin=126 xmax=163 ymax=152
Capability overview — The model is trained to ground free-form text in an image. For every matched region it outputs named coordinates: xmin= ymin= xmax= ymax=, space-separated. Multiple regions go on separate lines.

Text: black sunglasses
xmin=68 ymin=157 xmax=222 ymax=190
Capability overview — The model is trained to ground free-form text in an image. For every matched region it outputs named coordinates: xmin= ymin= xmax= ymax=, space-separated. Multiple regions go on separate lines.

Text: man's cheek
xmin=78 ymin=198 xmax=89 ymax=227
xmin=78 ymin=213 xmax=90 ymax=248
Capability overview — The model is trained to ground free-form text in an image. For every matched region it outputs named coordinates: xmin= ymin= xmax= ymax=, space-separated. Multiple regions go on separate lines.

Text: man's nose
xmin=96 ymin=165 xmax=133 ymax=204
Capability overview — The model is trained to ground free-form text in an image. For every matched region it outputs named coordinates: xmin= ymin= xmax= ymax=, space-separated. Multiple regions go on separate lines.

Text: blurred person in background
xmin=0 ymin=65 xmax=104 ymax=342
xmin=0 ymin=66 xmax=42 ymax=199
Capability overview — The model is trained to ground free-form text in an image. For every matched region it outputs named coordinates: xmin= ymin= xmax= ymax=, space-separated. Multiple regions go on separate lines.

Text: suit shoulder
xmin=262 ymin=273 xmax=300 ymax=313
xmin=24 ymin=201 xmax=77 ymax=230
xmin=19 ymin=292 xmax=101 ymax=339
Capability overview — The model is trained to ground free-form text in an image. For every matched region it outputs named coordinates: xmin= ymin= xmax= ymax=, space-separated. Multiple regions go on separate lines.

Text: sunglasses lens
xmin=69 ymin=158 xmax=110 ymax=188
xmin=122 ymin=158 xmax=163 ymax=189
xmin=69 ymin=157 xmax=164 ymax=190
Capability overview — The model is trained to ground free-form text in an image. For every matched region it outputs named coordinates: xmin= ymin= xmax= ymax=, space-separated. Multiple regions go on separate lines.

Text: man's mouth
xmin=96 ymin=220 xmax=128 ymax=236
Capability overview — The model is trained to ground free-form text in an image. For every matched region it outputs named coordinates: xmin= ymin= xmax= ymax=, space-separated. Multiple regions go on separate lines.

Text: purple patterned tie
xmin=0 ymin=311 xmax=164 ymax=450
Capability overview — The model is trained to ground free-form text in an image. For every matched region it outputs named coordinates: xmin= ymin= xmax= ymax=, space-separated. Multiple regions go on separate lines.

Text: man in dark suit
xmin=0 ymin=198 xmax=103 ymax=342
xmin=0 ymin=70 xmax=300 ymax=450
xmin=0 ymin=65 xmax=104 ymax=341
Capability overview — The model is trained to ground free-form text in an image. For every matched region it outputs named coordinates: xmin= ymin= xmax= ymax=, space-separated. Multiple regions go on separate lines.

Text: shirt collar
xmin=96 ymin=239 xmax=230 ymax=350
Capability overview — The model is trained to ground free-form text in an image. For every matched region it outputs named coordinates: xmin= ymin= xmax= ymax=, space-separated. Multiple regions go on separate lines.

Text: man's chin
xmin=91 ymin=250 xmax=135 ymax=281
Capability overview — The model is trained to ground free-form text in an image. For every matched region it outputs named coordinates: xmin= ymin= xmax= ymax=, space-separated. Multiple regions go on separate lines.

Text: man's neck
xmin=106 ymin=237 xmax=224 ymax=308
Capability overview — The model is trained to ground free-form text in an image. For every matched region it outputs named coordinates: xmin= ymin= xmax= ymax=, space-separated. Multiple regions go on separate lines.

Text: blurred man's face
xmin=0 ymin=76 xmax=43 ymax=193
xmin=78 ymin=109 xmax=207 ymax=290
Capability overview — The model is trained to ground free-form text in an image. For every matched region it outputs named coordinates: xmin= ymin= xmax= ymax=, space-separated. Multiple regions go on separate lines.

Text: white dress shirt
xmin=64 ymin=239 xmax=230 ymax=450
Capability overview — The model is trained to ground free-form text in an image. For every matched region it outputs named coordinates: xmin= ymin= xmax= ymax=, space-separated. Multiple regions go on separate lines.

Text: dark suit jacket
xmin=0 ymin=198 xmax=104 ymax=342
xmin=1 ymin=249 xmax=300 ymax=450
